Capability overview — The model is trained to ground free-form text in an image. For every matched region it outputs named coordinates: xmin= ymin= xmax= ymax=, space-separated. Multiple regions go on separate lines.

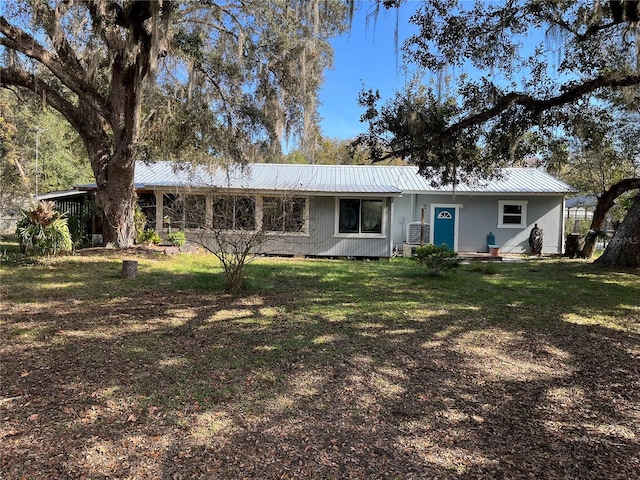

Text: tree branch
xmin=0 ymin=15 xmax=108 ymax=118
xmin=85 ymin=0 xmax=126 ymax=52
xmin=0 ymin=67 xmax=109 ymax=151
xmin=447 ymin=73 xmax=640 ymax=137
xmin=31 ymin=0 xmax=85 ymax=77
xmin=594 ymin=177 xmax=640 ymax=220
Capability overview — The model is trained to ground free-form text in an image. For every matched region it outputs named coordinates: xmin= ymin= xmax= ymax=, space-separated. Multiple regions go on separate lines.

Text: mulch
xmin=1 ymin=267 xmax=639 ymax=479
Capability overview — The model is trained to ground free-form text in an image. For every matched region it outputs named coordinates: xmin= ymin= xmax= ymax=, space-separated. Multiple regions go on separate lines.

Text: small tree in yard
xmin=163 ymin=185 xmax=307 ymax=294
xmin=414 ymin=244 xmax=461 ymax=276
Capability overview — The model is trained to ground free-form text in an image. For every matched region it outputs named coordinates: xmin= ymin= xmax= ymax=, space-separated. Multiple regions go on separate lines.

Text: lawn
xmin=1 ymin=246 xmax=639 ymax=479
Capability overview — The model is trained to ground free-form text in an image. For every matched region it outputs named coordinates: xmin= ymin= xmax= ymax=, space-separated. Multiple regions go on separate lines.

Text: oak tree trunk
xmin=94 ymin=159 xmax=137 ymax=247
xmin=595 ymin=194 xmax=640 ymax=268
xmin=579 ymin=178 xmax=640 ymax=258
xmin=89 ymin=39 xmax=146 ymax=248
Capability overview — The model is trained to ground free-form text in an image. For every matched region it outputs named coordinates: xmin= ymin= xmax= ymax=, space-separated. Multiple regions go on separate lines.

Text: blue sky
xmin=318 ymin=2 xmax=420 ymax=140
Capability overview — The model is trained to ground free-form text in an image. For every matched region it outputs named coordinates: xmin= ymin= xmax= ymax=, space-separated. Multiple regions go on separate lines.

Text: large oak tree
xmin=1 ymin=0 xmax=350 ymax=246
xmin=359 ymin=0 xmax=640 ymax=267
xmin=548 ymin=102 xmax=640 ymax=259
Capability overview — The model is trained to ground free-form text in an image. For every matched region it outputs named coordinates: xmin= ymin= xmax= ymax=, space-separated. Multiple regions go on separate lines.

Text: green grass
xmin=1 ymin=247 xmax=639 ymax=479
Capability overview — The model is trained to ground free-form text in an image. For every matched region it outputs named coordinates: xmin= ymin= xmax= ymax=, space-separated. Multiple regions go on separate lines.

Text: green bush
xmin=134 ymin=204 xmax=147 ymax=244
xmin=414 ymin=243 xmax=461 ymax=275
xmin=67 ymin=216 xmax=88 ymax=247
xmin=139 ymin=228 xmax=161 ymax=245
xmin=17 ymin=201 xmax=73 ymax=256
xmin=166 ymin=230 xmax=187 ymax=247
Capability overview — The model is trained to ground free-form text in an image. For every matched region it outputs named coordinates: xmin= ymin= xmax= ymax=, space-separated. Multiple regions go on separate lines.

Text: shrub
xmin=134 ymin=205 xmax=148 ymax=244
xmin=414 ymin=243 xmax=461 ymax=275
xmin=17 ymin=201 xmax=73 ymax=256
xmin=67 ymin=215 xmax=88 ymax=247
xmin=166 ymin=230 xmax=187 ymax=247
xmin=138 ymin=228 xmax=161 ymax=245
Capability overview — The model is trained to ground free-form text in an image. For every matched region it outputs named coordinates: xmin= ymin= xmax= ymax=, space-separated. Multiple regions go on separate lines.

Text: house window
xmin=263 ymin=197 xmax=306 ymax=233
xmin=337 ymin=198 xmax=383 ymax=235
xmin=163 ymin=194 xmax=206 ymax=229
xmin=498 ymin=200 xmax=528 ymax=228
xmin=212 ymin=196 xmax=256 ymax=230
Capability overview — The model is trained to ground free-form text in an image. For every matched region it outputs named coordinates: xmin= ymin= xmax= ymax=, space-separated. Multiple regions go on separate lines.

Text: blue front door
xmin=433 ymin=207 xmax=456 ymax=250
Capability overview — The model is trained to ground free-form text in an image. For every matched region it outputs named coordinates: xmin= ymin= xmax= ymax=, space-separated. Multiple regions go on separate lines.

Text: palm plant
xmin=17 ymin=201 xmax=73 ymax=256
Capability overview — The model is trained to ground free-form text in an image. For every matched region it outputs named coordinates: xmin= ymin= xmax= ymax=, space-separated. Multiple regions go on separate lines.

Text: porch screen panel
xmin=264 ymin=197 xmax=305 ymax=232
xmin=284 ymin=198 xmax=306 ymax=232
xmin=235 ymin=196 xmax=256 ymax=230
xmin=163 ymin=194 xmax=206 ymax=229
xmin=212 ymin=196 xmax=256 ymax=230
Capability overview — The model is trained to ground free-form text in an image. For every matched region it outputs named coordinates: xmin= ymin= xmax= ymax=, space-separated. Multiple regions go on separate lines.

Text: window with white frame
xmin=337 ymin=198 xmax=383 ymax=235
xmin=498 ymin=200 xmax=528 ymax=228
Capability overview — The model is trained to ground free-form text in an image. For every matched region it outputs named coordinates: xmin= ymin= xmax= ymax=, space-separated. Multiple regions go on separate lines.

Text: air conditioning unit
xmin=406 ymin=221 xmax=429 ymax=245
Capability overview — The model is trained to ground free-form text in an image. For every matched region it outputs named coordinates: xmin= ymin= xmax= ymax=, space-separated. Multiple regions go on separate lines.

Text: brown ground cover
xmin=1 ymin=251 xmax=639 ymax=479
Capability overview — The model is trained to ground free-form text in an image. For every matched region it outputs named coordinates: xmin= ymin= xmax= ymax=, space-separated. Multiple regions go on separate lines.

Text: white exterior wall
xmin=153 ymin=188 xmax=566 ymax=257
xmin=154 ymin=191 xmax=395 ymax=258
xmin=395 ymin=193 xmax=565 ymax=254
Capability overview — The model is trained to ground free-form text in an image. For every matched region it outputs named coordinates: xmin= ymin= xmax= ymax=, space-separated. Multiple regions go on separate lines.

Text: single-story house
xmin=44 ymin=161 xmax=574 ymax=258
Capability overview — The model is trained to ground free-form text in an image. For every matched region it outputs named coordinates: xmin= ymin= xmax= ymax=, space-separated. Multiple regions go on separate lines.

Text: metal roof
xmin=133 ymin=161 xmax=573 ymax=195
xmin=36 ymin=190 xmax=89 ymax=201
xmin=566 ymin=195 xmax=597 ymax=207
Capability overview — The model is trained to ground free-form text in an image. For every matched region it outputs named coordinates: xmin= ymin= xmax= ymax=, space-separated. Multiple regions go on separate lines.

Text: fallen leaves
xmin=2 ymin=258 xmax=639 ymax=479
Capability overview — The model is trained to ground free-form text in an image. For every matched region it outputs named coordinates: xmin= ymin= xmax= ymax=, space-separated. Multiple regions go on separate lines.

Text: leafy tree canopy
xmin=1 ymin=0 xmax=352 ymax=246
xmin=357 ymin=0 xmax=640 ymax=186
xmin=1 ymin=90 xmax=93 ymax=194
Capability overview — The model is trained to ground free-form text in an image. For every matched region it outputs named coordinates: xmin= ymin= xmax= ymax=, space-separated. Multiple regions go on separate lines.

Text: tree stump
xmin=122 ymin=260 xmax=138 ymax=279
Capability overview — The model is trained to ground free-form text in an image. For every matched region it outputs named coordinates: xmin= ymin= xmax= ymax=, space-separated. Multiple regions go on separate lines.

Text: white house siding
xmin=306 ymin=197 xmax=394 ymax=258
xmin=156 ymin=193 xmax=394 ymax=258
xmin=394 ymin=193 xmax=565 ymax=254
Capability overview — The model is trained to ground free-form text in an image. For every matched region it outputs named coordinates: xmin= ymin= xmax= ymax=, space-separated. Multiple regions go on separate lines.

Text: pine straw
xmin=1 ymin=255 xmax=639 ymax=479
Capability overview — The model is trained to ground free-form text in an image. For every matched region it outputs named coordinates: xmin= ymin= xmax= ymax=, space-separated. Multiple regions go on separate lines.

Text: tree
xmin=1 ymin=90 xmax=93 ymax=194
xmin=549 ymin=104 xmax=640 ymax=258
xmin=161 ymin=174 xmax=310 ymax=293
xmin=0 ymin=94 xmax=29 ymax=228
xmin=358 ymin=0 xmax=640 ymax=267
xmin=1 ymin=0 xmax=351 ymax=247
xmin=285 ymin=135 xmax=373 ymax=164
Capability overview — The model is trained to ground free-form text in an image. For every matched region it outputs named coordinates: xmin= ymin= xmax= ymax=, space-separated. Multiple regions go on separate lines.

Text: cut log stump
xmin=122 ymin=260 xmax=138 ymax=279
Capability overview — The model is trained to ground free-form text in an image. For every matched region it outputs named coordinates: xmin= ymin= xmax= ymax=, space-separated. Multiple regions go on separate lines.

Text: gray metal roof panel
xmin=36 ymin=190 xmax=88 ymax=201
xmin=133 ymin=161 xmax=574 ymax=195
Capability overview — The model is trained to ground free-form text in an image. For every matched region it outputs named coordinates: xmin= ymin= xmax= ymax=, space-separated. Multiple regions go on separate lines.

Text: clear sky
xmin=318 ymin=1 xmax=420 ymax=141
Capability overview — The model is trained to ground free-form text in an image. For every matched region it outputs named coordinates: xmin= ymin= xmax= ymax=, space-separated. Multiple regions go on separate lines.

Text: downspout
xmin=389 ymin=197 xmax=395 ymax=256
xmin=419 ymin=205 xmax=425 ymax=246
xmin=561 ymin=195 xmax=567 ymax=255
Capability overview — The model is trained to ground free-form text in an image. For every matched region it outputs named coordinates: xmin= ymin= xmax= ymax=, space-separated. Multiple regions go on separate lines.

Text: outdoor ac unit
xmin=406 ymin=221 xmax=429 ymax=245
